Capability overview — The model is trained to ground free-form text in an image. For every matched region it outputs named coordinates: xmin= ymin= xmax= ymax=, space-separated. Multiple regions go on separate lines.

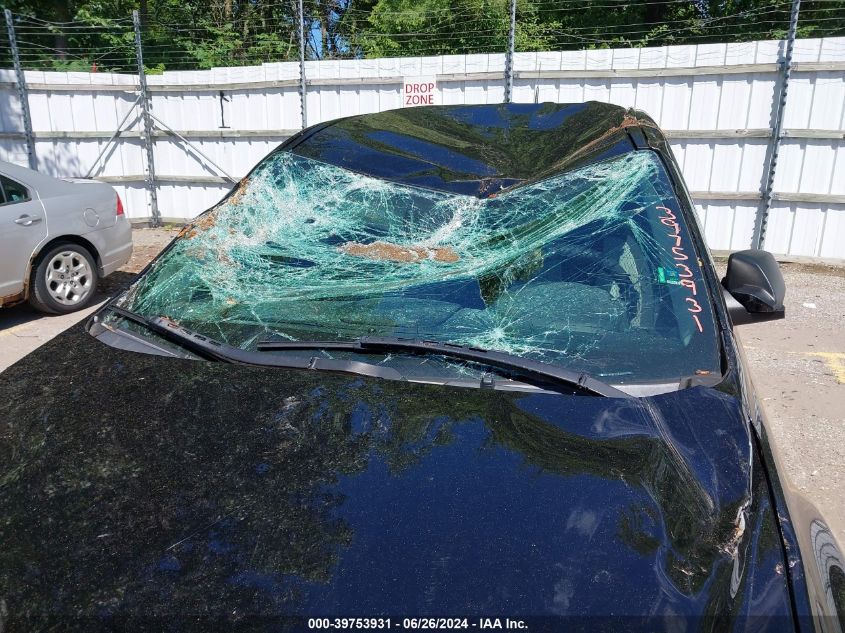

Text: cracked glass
xmin=117 ymin=149 xmax=720 ymax=385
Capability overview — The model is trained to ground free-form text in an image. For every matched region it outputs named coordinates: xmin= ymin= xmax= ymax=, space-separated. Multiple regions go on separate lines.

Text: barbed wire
xmin=1 ymin=0 xmax=843 ymax=72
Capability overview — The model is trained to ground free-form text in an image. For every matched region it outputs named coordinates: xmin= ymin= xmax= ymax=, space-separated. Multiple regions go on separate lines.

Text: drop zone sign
xmin=403 ymin=77 xmax=438 ymax=106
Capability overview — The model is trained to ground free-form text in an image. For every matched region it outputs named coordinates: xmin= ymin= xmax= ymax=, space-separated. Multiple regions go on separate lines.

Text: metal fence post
xmin=753 ymin=0 xmax=801 ymax=250
xmin=4 ymin=9 xmax=36 ymax=171
xmin=133 ymin=9 xmax=161 ymax=227
xmin=504 ymin=0 xmax=516 ymax=103
xmin=297 ymin=0 xmax=307 ymax=129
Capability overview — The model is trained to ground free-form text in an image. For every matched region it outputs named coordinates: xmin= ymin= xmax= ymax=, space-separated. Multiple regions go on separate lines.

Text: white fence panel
xmin=1 ymin=37 xmax=844 ymax=259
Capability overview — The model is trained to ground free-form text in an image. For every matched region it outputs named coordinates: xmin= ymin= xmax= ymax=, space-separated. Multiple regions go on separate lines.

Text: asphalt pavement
xmin=1 ymin=229 xmax=843 ymax=545
xmin=0 ymin=227 xmax=180 ymax=374
xmin=725 ymin=261 xmax=845 ymax=546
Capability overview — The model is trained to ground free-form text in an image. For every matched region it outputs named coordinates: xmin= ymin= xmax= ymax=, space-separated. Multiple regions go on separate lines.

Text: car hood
xmin=0 ymin=325 xmax=793 ymax=630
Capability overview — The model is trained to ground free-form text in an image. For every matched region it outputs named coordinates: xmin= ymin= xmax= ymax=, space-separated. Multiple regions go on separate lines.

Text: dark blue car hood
xmin=0 ymin=326 xmax=793 ymax=631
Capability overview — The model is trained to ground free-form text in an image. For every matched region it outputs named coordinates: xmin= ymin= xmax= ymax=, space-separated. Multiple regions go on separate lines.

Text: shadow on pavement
xmin=0 ymin=270 xmax=137 ymax=332
xmin=96 ymin=270 xmax=137 ymax=297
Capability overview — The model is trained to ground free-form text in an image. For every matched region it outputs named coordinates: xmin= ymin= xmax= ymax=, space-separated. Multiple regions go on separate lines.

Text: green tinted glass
xmin=120 ymin=150 xmax=719 ymax=384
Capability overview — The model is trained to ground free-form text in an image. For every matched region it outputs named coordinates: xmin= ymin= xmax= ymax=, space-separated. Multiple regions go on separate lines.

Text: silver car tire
xmin=29 ymin=243 xmax=99 ymax=315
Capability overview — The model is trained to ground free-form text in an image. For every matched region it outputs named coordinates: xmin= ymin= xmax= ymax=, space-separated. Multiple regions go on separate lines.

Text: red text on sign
xmin=404 ymin=82 xmax=435 ymax=105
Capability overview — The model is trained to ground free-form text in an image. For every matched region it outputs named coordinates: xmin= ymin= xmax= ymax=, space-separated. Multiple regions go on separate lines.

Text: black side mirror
xmin=721 ymin=249 xmax=786 ymax=325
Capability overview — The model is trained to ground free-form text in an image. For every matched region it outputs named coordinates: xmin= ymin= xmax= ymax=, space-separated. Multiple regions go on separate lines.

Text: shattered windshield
xmin=116 ymin=149 xmax=720 ymax=385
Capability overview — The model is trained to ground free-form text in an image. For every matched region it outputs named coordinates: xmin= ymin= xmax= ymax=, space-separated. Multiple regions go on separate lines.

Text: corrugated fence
xmin=1 ymin=36 xmax=844 ymax=259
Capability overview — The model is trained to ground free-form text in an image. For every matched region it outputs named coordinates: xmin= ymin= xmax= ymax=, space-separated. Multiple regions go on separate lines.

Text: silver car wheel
xmin=45 ymin=250 xmax=94 ymax=306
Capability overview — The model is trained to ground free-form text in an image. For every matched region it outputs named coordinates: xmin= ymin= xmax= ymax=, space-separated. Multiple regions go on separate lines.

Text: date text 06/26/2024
xmin=307 ymin=618 xmax=528 ymax=630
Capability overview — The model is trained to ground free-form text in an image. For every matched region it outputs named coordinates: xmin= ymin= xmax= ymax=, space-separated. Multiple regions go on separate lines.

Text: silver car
xmin=0 ymin=160 xmax=133 ymax=314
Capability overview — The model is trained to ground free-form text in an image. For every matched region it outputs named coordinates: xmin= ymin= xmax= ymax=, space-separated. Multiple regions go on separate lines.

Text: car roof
xmin=286 ymin=101 xmax=660 ymax=197
xmin=0 ymin=159 xmax=74 ymax=194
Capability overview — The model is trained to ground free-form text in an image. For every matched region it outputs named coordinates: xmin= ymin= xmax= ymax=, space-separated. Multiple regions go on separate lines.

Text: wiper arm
xmin=101 ymin=306 xmax=404 ymax=380
xmin=257 ymin=336 xmax=629 ymax=398
xmin=104 ymin=306 xmax=237 ymax=362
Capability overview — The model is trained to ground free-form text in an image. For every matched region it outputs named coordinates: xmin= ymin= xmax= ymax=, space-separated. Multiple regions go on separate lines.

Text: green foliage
xmin=1 ymin=0 xmax=844 ymax=72
xmin=347 ymin=0 xmax=506 ymax=57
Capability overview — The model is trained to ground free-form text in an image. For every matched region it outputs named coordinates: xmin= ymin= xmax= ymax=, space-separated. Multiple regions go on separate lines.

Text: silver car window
xmin=0 ymin=174 xmax=30 ymax=206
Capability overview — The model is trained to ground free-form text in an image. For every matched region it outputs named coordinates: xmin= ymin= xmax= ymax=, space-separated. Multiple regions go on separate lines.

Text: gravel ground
xmin=720 ymin=261 xmax=845 ymax=544
xmin=100 ymin=226 xmax=182 ymax=290
xmin=1 ymin=229 xmax=843 ymax=544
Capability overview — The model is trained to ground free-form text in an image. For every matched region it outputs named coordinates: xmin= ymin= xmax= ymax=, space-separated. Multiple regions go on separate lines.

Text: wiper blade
xmin=101 ymin=306 xmax=404 ymax=380
xmin=257 ymin=336 xmax=629 ymax=398
xmin=104 ymin=306 xmax=235 ymax=362
xmin=104 ymin=307 xmax=626 ymax=396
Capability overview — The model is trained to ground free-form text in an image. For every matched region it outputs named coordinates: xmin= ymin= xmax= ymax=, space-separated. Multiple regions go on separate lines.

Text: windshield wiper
xmin=102 ymin=307 xmax=626 ymax=396
xmin=104 ymin=305 xmax=247 ymax=362
xmin=101 ymin=306 xmax=404 ymax=380
xmin=257 ymin=336 xmax=629 ymax=398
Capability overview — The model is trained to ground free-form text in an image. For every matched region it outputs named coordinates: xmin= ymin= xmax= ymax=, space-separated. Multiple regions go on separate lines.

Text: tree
xmin=1 ymin=0 xmax=844 ymax=71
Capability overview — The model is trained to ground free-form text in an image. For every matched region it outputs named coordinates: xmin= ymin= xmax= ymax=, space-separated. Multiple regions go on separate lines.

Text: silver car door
xmin=0 ymin=173 xmax=48 ymax=304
